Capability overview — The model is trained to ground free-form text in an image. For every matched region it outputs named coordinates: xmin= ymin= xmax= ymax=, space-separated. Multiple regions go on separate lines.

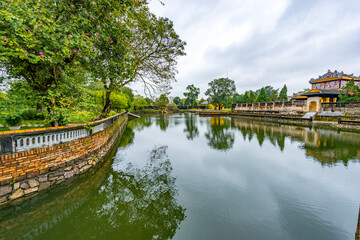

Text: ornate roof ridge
xmin=309 ymin=69 xmax=359 ymax=83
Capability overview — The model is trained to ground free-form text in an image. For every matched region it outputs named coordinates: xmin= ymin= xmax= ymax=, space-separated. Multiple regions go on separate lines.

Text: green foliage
xmin=173 ymin=96 xmax=181 ymax=105
xmin=132 ymin=95 xmax=148 ymax=110
xmin=120 ymin=87 xmax=134 ymax=103
xmin=183 ymin=84 xmax=200 ymax=106
xmin=242 ymin=92 xmax=250 ymax=103
xmin=256 ymin=88 xmax=268 ymax=102
xmin=166 ymin=103 xmax=178 ymax=111
xmin=0 ymin=0 xmax=186 ymax=123
xmin=5 ymin=113 xmax=22 ymax=126
xmin=249 ymin=90 xmax=256 ymax=103
xmin=21 ymin=109 xmax=45 ymax=120
xmin=278 ymin=84 xmax=288 ymax=101
xmin=233 ymin=93 xmax=243 ymax=103
xmin=155 ymin=93 xmax=169 ymax=108
xmin=338 ymin=79 xmax=360 ymax=102
xmin=111 ymin=92 xmax=129 ymax=111
xmin=145 ymin=97 xmax=152 ymax=105
xmin=205 ymin=78 xmax=236 ymax=110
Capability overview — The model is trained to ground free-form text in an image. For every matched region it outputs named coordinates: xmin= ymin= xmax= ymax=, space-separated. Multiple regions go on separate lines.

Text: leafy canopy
xmin=338 ymin=79 xmax=360 ymax=102
xmin=183 ymin=84 xmax=200 ymax=106
xmin=205 ymin=78 xmax=236 ymax=109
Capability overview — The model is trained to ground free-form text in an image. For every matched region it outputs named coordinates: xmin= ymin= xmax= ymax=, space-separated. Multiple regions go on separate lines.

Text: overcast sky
xmin=133 ymin=0 xmax=360 ymax=98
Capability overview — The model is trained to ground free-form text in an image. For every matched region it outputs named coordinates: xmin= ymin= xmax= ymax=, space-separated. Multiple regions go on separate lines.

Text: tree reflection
xmin=155 ymin=114 xmax=170 ymax=132
xmin=205 ymin=117 xmax=235 ymax=151
xmin=56 ymin=145 xmax=186 ymax=240
xmin=130 ymin=114 xmax=153 ymax=132
xmin=231 ymin=118 xmax=360 ymax=166
xmin=183 ymin=114 xmax=199 ymax=140
xmin=119 ymin=125 xmax=135 ymax=148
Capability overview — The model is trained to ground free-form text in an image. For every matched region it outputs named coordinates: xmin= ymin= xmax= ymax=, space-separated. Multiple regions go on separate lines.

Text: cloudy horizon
xmin=132 ymin=0 xmax=360 ymax=98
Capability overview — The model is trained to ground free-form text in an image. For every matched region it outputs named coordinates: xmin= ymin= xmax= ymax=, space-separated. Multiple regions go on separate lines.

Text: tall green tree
xmin=278 ymin=84 xmax=288 ymax=101
xmin=338 ymin=79 xmax=360 ymax=102
xmin=205 ymin=78 xmax=236 ymax=110
xmin=248 ymin=90 xmax=256 ymax=103
xmin=130 ymin=8 xmax=186 ymax=95
xmin=93 ymin=6 xmax=186 ymax=116
xmin=155 ymin=93 xmax=169 ymax=109
xmin=183 ymin=84 xmax=200 ymax=106
xmin=242 ymin=91 xmax=250 ymax=103
xmin=255 ymin=87 xmax=268 ymax=102
xmin=0 ymin=0 xmax=142 ymax=125
xmin=233 ymin=93 xmax=243 ymax=103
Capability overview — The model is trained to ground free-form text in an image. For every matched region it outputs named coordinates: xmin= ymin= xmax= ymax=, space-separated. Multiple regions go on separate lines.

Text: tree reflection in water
xmin=231 ymin=118 xmax=360 ymax=166
xmin=130 ymin=114 xmax=153 ymax=132
xmin=183 ymin=113 xmax=199 ymax=140
xmin=156 ymin=114 xmax=170 ymax=132
xmin=205 ymin=117 xmax=235 ymax=151
xmin=97 ymin=145 xmax=185 ymax=239
xmin=43 ymin=145 xmax=186 ymax=240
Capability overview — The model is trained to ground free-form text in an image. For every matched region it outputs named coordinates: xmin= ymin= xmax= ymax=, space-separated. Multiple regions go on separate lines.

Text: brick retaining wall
xmin=0 ymin=112 xmax=128 ymax=205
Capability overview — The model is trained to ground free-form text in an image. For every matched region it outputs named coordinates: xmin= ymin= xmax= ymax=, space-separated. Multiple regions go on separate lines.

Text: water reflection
xmin=156 ymin=114 xmax=170 ymax=132
xmin=0 ymin=136 xmax=185 ymax=240
xmin=131 ymin=114 xmax=153 ymax=132
xmin=47 ymin=145 xmax=186 ymax=240
xmin=231 ymin=118 xmax=360 ymax=166
xmin=205 ymin=117 xmax=235 ymax=151
xmin=183 ymin=114 xmax=199 ymax=140
xmin=76 ymin=145 xmax=186 ymax=240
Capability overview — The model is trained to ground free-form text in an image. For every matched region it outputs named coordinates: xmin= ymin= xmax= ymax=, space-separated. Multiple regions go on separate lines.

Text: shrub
xmin=108 ymin=110 xmax=117 ymax=117
xmin=21 ymin=109 xmax=45 ymax=120
xmin=5 ymin=114 xmax=22 ymax=126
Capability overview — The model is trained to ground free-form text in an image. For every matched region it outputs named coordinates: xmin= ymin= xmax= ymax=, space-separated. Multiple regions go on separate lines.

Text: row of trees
xmin=0 ymin=0 xmax=186 ymax=125
xmin=169 ymin=79 xmax=288 ymax=110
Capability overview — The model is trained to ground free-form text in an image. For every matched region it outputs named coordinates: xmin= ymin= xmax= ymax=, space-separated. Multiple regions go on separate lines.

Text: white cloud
xmin=140 ymin=0 xmax=360 ymax=98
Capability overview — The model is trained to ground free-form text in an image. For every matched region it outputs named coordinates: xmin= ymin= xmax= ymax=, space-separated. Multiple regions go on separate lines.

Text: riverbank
xmin=0 ymin=113 xmax=129 ymax=206
xmin=133 ymin=110 xmax=360 ymax=133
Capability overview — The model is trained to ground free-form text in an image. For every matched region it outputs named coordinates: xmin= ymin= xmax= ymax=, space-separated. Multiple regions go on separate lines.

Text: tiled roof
xmin=303 ymin=89 xmax=340 ymax=96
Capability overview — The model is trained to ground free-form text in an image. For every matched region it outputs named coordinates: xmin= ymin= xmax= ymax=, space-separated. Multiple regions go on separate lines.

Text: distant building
xmin=293 ymin=70 xmax=360 ymax=111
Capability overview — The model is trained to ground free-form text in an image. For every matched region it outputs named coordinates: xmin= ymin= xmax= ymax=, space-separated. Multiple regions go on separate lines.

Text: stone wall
xmin=232 ymin=101 xmax=308 ymax=113
xmin=321 ymin=102 xmax=360 ymax=116
xmin=0 ymin=112 xmax=128 ymax=205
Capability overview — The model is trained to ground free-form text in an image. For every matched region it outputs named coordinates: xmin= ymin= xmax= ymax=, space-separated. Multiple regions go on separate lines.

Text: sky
xmin=131 ymin=0 xmax=360 ymax=98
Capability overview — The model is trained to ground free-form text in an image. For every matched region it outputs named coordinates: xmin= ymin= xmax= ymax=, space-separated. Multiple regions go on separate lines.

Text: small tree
xmin=173 ymin=96 xmax=181 ymax=105
xmin=338 ymin=79 xmax=360 ymax=102
xmin=183 ymin=84 xmax=200 ymax=106
xmin=205 ymin=78 xmax=236 ymax=110
xmin=278 ymin=84 xmax=288 ymax=101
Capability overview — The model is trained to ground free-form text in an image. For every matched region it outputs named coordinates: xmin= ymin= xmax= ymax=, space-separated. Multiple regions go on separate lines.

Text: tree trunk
xmin=46 ymin=104 xmax=59 ymax=127
xmin=36 ymin=103 xmax=43 ymax=111
xmin=101 ymin=90 xmax=112 ymax=118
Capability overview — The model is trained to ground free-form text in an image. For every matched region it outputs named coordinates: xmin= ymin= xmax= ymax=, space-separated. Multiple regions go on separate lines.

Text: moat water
xmin=1 ymin=113 xmax=360 ymax=240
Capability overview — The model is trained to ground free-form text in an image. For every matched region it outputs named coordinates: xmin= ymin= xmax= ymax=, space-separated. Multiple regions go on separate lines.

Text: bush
xmin=21 ymin=109 xmax=45 ymax=120
xmin=5 ymin=114 xmax=22 ymax=126
xmin=166 ymin=103 xmax=178 ymax=111
xmin=108 ymin=110 xmax=117 ymax=117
